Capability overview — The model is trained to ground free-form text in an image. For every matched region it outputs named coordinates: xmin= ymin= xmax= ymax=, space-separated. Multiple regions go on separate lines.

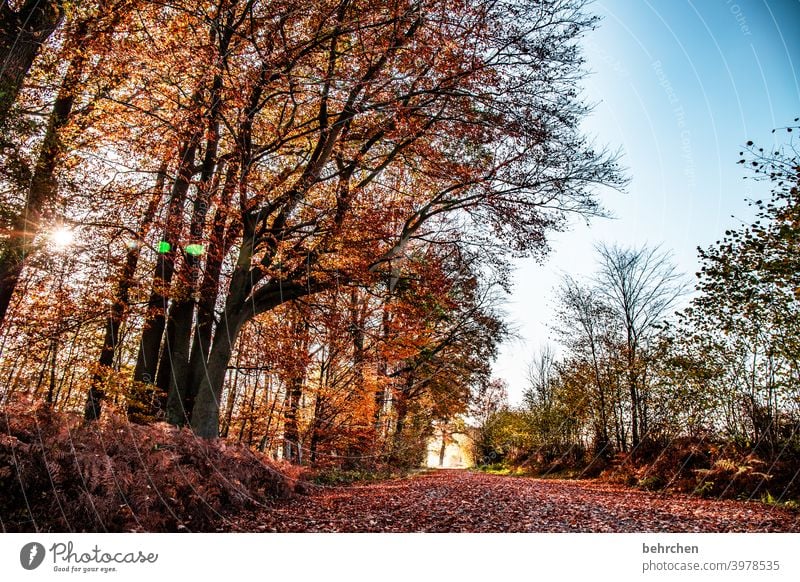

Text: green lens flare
xmin=185 ymin=244 xmax=204 ymax=256
xmin=157 ymin=241 xmax=171 ymax=253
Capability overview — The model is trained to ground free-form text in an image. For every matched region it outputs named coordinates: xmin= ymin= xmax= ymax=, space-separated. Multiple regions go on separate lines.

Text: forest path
xmin=248 ymin=469 xmax=800 ymax=532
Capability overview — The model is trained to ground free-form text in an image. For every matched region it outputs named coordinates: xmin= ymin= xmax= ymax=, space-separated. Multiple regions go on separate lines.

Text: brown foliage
xmin=0 ymin=399 xmax=297 ymax=532
xmin=601 ymin=437 xmax=800 ymax=502
xmin=245 ymin=469 xmax=799 ymax=532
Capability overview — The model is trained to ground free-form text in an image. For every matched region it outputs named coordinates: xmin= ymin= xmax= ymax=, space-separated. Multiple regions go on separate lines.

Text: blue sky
xmin=494 ymin=0 xmax=800 ymax=403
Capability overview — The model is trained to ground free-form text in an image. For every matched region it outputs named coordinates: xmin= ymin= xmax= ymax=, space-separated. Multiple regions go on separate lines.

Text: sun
xmin=50 ymin=227 xmax=74 ymax=249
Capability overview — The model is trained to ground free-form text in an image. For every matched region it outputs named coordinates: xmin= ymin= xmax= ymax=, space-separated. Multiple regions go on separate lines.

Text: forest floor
xmin=241 ymin=469 xmax=800 ymax=532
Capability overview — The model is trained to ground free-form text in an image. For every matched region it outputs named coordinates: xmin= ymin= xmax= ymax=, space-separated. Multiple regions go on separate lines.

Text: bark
xmin=189 ymin=307 xmax=244 ymax=438
xmin=219 ymin=355 xmax=240 ymax=438
xmin=588 ymin=339 xmax=611 ymax=454
xmin=282 ymin=376 xmax=303 ymax=463
xmin=392 ymin=390 xmax=408 ymax=452
xmin=0 ymin=0 xmax=64 ymax=127
xmin=627 ymin=339 xmax=640 ymax=450
xmin=245 ymin=375 xmax=259 ymax=446
xmin=46 ymin=336 xmax=58 ymax=404
xmin=309 ymin=431 xmax=319 ymax=464
xmin=309 ymin=395 xmax=324 ymax=464
xmin=282 ymin=316 xmax=309 ymax=463
xmin=163 ymin=18 xmax=229 ymax=423
xmin=184 ymin=162 xmax=239 ymax=417
xmin=257 ymin=381 xmax=280 ymax=453
xmin=187 ymin=232 xmax=254 ymax=438
xmin=373 ymin=305 xmax=391 ymax=438
xmin=131 ymin=140 xmax=197 ymax=385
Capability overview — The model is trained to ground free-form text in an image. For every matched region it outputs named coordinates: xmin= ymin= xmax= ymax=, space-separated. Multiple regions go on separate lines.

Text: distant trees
xmin=210 ymin=248 xmax=508 ymax=466
xmin=476 ymin=243 xmax=688 ymax=466
xmin=551 ymin=244 xmax=687 ymax=454
xmin=475 ymin=123 xmax=800 ymax=476
xmin=594 ymin=244 xmax=688 ymax=448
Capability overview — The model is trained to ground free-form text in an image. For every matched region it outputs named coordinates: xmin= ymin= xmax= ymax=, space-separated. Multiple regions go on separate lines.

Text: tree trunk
xmin=0 ymin=35 xmax=83 ymax=326
xmin=189 ymin=306 xmax=244 ymax=438
xmin=282 ymin=376 xmax=303 ymax=463
xmin=131 ymin=140 xmax=197 ymax=386
xmin=589 ymin=342 xmax=611 ymax=454
xmin=309 ymin=430 xmax=320 ymax=464
xmin=393 ymin=393 xmax=408 ymax=442
xmin=85 ymin=166 xmax=166 ymax=421
xmin=629 ymin=383 xmax=639 ymax=449
xmin=163 ymin=108 xmax=222 ymax=424
xmin=128 ymin=143 xmax=196 ymax=422
xmin=0 ymin=0 xmax=64 ymax=127
xmin=184 ymin=162 xmax=239 ymax=416
xmin=46 ymin=335 xmax=58 ymax=404
xmin=219 ymin=358 xmax=240 ymax=438
xmin=391 ymin=389 xmax=409 ymax=460
xmin=187 ymin=232 xmax=255 ymax=438
xmin=245 ymin=375 xmax=259 ymax=446
xmin=373 ymin=305 xmax=391 ymax=441
xmin=161 ymin=18 xmax=236 ymax=423
xmin=282 ymin=315 xmax=309 ymax=463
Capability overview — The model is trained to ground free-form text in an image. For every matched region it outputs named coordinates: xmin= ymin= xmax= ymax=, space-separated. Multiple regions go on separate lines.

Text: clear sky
xmin=493 ymin=0 xmax=800 ymax=403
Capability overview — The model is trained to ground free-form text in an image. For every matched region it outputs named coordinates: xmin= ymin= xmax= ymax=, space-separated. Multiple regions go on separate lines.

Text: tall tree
xmin=0 ymin=0 xmax=64 ymax=127
xmin=594 ymin=243 xmax=687 ymax=449
xmin=186 ymin=0 xmax=623 ymax=438
xmin=0 ymin=2 xmax=127 ymax=326
xmin=683 ymin=122 xmax=800 ymax=453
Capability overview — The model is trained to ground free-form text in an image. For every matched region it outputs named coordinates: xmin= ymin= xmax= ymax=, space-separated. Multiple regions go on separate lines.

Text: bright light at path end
xmin=50 ymin=227 xmax=74 ymax=249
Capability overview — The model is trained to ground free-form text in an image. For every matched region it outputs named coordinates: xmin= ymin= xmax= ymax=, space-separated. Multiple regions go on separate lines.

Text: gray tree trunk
xmin=0 ymin=1 xmax=63 ymax=127
xmin=131 ymin=140 xmax=197 ymax=387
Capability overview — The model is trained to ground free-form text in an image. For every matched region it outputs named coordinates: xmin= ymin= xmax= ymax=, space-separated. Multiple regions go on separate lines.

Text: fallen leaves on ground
xmin=238 ymin=469 xmax=800 ymax=532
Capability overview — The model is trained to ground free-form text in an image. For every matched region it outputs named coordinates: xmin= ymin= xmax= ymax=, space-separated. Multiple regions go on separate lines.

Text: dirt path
xmin=246 ymin=469 xmax=800 ymax=532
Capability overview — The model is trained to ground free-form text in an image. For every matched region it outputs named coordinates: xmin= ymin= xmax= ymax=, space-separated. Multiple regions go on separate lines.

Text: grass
xmin=760 ymin=491 xmax=800 ymax=511
xmin=307 ymin=466 xmax=424 ymax=486
xmin=472 ymin=463 xmax=542 ymax=477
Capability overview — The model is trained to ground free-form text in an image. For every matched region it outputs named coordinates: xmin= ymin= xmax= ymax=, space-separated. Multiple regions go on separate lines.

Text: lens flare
xmin=50 ymin=227 xmax=74 ymax=249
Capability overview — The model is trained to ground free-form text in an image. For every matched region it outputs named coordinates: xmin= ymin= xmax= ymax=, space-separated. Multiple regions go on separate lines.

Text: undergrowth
xmin=601 ymin=437 xmax=800 ymax=506
xmin=474 ymin=437 xmax=800 ymax=509
xmin=0 ymin=399 xmax=299 ymax=532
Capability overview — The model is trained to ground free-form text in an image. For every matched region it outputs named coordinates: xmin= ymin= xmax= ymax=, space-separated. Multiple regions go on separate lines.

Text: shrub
xmin=598 ymin=437 xmax=800 ymax=504
xmin=0 ymin=399 xmax=297 ymax=532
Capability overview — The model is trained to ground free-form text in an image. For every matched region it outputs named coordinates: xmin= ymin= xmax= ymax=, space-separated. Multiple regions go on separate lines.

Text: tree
xmin=471 ymin=378 xmax=510 ymax=464
xmin=593 ymin=243 xmax=688 ymax=449
xmin=552 ymin=244 xmax=687 ymax=454
xmin=179 ymin=0 xmax=622 ymax=437
xmin=0 ymin=0 xmax=64 ymax=127
xmin=525 ymin=345 xmax=558 ymax=409
xmin=681 ymin=121 xmax=800 ymax=454
xmin=554 ymin=275 xmax=622 ymax=452
xmin=0 ymin=2 xmax=129 ymax=327
xmin=0 ymin=0 xmax=623 ymax=444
